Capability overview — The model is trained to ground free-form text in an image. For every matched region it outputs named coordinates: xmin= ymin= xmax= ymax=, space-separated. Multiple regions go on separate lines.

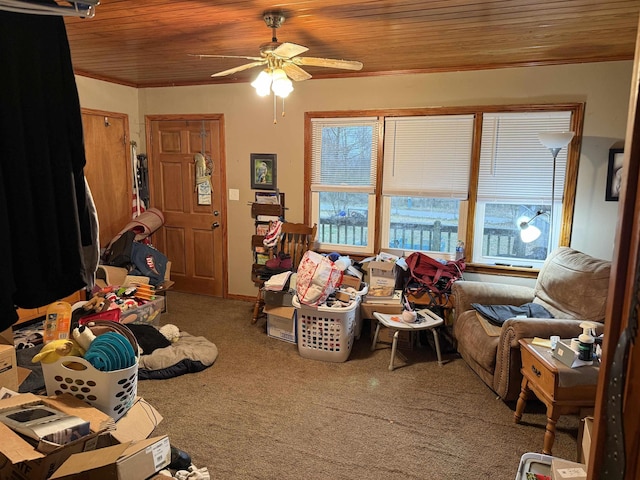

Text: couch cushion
xmin=454 ymin=310 xmax=500 ymax=373
xmin=533 ymin=247 xmax=610 ymax=321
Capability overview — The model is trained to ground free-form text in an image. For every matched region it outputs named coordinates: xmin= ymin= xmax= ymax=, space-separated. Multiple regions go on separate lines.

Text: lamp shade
xmin=538 ymin=131 xmax=575 ymax=149
xmin=251 ymin=70 xmax=272 ymax=97
xmin=517 ymin=212 xmax=544 ymax=243
xmin=520 ymin=224 xmax=541 ymax=243
xmin=271 ymin=68 xmax=293 ymax=98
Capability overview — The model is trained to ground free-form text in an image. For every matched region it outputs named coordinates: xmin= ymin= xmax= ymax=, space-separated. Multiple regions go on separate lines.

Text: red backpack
xmin=405 ymin=252 xmax=465 ymax=296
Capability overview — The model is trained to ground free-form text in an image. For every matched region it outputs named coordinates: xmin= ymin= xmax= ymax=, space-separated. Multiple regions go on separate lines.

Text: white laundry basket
xmin=42 ymin=321 xmax=140 ymax=421
xmin=293 ymin=295 xmax=360 ymax=362
xmin=43 ymin=356 xmax=138 ymax=421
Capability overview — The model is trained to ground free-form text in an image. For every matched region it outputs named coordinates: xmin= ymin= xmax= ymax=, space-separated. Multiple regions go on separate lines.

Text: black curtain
xmin=0 ymin=6 xmax=93 ymax=330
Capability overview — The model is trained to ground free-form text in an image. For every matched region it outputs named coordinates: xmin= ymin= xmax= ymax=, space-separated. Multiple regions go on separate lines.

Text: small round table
xmin=371 ymin=310 xmax=444 ymax=371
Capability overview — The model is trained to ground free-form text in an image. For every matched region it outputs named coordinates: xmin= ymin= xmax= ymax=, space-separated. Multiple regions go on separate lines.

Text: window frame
xmin=304 ymin=103 xmax=584 ymax=277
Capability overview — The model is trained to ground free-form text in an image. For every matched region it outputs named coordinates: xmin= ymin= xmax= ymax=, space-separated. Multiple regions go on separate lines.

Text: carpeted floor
xmin=136 ymin=291 xmax=582 ymax=479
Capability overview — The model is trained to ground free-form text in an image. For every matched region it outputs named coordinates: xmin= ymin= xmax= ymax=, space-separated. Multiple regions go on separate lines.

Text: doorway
xmin=147 ymin=116 xmax=227 ymax=297
xmin=82 ymin=109 xmax=131 ymax=248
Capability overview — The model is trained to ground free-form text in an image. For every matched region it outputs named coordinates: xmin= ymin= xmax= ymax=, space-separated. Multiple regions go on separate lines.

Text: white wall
xmin=76 ymin=60 xmax=633 ymax=297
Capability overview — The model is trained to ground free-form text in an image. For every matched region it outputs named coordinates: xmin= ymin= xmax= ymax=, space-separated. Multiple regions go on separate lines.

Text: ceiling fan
xmin=193 ymin=11 xmax=363 ymax=88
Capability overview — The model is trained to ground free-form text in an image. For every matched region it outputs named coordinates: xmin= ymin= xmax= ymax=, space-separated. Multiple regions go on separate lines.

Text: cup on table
xmin=550 ymin=335 xmax=560 ymax=351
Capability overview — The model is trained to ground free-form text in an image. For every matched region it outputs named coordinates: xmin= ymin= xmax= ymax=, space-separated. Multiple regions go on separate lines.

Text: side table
xmin=371 ymin=310 xmax=444 ymax=371
xmin=514 ymin=339 xmax=599 ymax=455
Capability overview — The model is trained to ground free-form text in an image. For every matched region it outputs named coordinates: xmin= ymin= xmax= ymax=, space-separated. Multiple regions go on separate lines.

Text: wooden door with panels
xmin=147 ymin=116 xmax=226 ymax=296
xmin=81 ymin=109 xmax=132 ymax=249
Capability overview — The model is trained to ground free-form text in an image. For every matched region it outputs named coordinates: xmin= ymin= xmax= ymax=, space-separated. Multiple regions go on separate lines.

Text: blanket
xmin=138 ymin=332 xmax=218 ymax=380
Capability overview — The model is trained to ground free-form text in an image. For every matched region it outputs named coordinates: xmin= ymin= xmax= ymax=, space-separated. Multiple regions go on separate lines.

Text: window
xmin=305 ymin=104 xmax=582 ymax=271
xmin=382 ymin=115 xmax=474 ymax=254
xmin=473 ymin=111 xmax=573 ymax=268
xmin=309 ymin=117 xmax=379 ymax=253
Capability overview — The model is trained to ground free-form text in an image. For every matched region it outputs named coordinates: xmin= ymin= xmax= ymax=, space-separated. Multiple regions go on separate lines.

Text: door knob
xmin=213 ymin=210 xmax=219 ymax=216
xmin=211 ymin=222 xmax=220 ymax=229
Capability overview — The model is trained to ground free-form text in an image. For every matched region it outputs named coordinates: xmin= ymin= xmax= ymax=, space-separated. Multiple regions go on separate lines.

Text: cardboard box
xmin=579 ymin=416 xmax=593 ymax=468
xmin=551 ymin=458 xmax=587 ymax=480
xmin=360 ymin=301 xmax=403 ymax=320
xmin=0 ymin=393 xmax=163 ymax=480
xmin=265 ymin=306 xmax=296 ymax=344
xmin=50 ymin=435 xmax=171 ymax=479
xmin=339 ymin=274 xmax=363 ymax=290
xmin=106 ymin=397 xmax=164 ymax=445
xmin=365 ymin=261 xmax=399 ymax=298
xmin=0 ymin=343 xmax=19 ymax=391
xmin=0 ymin=393 xmax=112 ymax=480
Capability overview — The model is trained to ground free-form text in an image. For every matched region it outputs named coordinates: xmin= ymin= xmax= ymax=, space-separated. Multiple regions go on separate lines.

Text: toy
xmin=72 ymin=325 xmax=96 ymax=352
xmin=83 ymin=294 xmax=111 ymax=313
xmin=133 ymin=283 xmax=156 ymax=301
xmin=159 ymin=324 xmax=180 ymax=343
xmin=31 ymin=339 xmax=84 ymax=364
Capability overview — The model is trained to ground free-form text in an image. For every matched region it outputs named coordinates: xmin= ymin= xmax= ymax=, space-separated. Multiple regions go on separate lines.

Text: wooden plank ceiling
xmin=60 ymin=0 xmax=640 ymax=88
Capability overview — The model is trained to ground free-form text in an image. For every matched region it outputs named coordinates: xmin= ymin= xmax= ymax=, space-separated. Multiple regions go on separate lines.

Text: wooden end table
xmin=514 ymin=338 xmax=599 ymax=455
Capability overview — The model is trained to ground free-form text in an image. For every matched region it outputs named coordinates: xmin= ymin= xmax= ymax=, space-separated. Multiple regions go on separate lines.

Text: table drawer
xmin=521 ymin=347 xmax=557 ymax=400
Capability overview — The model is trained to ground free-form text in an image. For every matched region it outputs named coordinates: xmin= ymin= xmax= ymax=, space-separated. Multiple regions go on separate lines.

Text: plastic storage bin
xmin=293 ymin=295 xmax=360 ymax=362
xmin=514 ymin=452 xmax=554 ymax=480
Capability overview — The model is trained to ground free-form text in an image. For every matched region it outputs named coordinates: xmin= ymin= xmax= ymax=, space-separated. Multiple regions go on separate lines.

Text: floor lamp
xmin=538 ymin=131 xmax=575 ymax=252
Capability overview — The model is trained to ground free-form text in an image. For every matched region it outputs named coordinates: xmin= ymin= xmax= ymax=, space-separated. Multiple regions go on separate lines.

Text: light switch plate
xmin=229 ymin=188 xmax=239 ymax=201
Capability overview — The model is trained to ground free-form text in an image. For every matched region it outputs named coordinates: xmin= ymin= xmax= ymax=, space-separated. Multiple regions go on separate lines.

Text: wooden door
xmin=81 ymin=109 xmax=131 ymax=248
xmin=147 ymin=116 xmax=226 ymax=296
xmin=589 ymin=19 xmax=640 ymax=479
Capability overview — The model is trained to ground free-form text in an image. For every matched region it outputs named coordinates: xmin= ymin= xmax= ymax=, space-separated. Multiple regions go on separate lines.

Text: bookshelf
xmin=250 ymin=192 xmax=284 ymax=284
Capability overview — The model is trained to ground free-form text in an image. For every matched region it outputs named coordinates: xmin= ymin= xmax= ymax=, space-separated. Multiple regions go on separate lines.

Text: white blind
xmin=382 ymin=115 xmax=474 ymax=198
xmin=310 ymin=117 xmax=379 ymax=192
xmin=478 ymin=111 xmax=572 ymax=202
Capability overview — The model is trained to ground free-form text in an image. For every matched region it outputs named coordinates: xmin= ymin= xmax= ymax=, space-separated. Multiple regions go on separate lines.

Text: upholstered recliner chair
xmin=451 ymin=247 xmax=611 ymax=401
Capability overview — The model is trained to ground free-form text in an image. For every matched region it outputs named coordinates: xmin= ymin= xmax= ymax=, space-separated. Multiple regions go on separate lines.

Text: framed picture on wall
xmin=250 ymin=153 xmax=277 ymax=190
xmin=606 ymin=148 xmax=624 ymax=201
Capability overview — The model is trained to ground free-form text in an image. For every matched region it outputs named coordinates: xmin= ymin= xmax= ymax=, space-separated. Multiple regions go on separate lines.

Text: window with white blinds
xmin=383 ymin=115 xmax=475 ymax=198
xmin=478 ymin=111 xmax=572 ymax=202
xmin=310 ymin=117 xmax=379 ymax=192
xmin=306 ymin=103 xmax=581 ymax=262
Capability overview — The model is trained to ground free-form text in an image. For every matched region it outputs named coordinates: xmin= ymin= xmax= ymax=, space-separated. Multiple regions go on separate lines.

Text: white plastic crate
xmin=293 ymin=295 xmax=360 ymax=362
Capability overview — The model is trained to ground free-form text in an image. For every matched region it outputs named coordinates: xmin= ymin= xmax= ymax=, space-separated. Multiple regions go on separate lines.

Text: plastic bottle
xmin=43 ymin=301 xmax=72 ymax=344
xmin=578 ymin=321 xmax=595 ymax=362
xmin=455 ymin=241 xmax=465 ymax=261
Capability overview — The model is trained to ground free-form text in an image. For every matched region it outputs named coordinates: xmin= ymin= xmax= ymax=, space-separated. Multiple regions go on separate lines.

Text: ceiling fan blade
xmin=211 ymin=61 xmax=266 ymax=78
xmin=293 ymin=56 xmax=363 ymax=71
xmin=282 ymin=63 xmax=312 ymax=81
xmin=190 ymin=54 xmax=264 ymax=62
xmin=272 ymin=42 xmax=309 ymax=59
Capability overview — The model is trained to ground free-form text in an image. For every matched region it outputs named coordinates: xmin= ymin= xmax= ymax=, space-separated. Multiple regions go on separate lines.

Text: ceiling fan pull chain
xmin=273 ymin=92 xmax=277 ymax=124
xmin=282 ymin=97 xmax=286 ymax=118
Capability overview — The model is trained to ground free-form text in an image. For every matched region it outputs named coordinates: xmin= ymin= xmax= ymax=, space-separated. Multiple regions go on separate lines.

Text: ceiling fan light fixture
xmin=271 ymin=68 xmax=293 ymax=98
xmin=251 ymin=70 xmax=272 ymax=96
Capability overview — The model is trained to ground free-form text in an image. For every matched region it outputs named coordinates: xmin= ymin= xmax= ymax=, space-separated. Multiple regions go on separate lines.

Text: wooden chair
xmin=252 ymin=222 xmax=317 ymax=324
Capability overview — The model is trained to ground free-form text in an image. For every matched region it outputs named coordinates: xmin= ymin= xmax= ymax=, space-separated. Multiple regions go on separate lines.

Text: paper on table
xmin=532 ymin=337 xmax=552 ymax=348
